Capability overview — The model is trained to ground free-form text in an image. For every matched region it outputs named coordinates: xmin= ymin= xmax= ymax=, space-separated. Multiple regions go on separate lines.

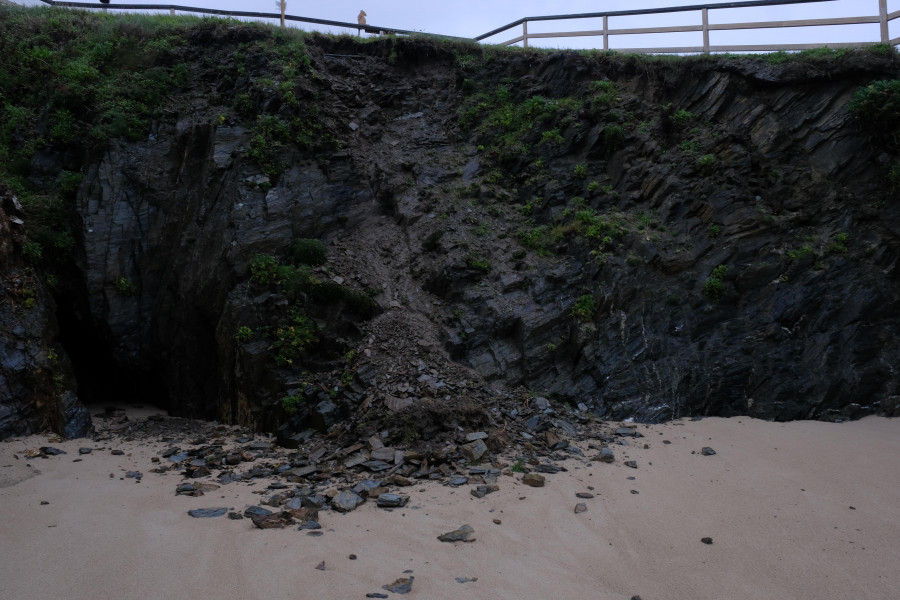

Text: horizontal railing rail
xmin=476 ymin=0 xmax=900 ymax=53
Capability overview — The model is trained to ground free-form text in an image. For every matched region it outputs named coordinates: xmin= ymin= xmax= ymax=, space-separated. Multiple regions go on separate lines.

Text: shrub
xmin=291 ymin=238 xmax=326 ymax=266
xmin=672 ymin=109 xmax=693 ymax=126
xmin=281 ymin=393 xmax=302 ymax=415
xmin=573 ymin=164 xmax=587 ymax=179
xmin=22 ymin=241 xmax=42 ymax=261
xmin=603 ymin=124 xmax=624 ymax=151
xmin=572 ymin=294 xmax=595 ymax=321
xmin=234 ymin=326 xmax=253 ymax=343
xmin=115 ymin=277 xmax=137 ymax=296
xmin=250 ymin=253 xmax=278 ymax=286
xmin=270 ymin=307 xmax=318 ymax=366
xmin=787 ymin=246 xmax=815 ymax=260
xmin=698 ymin=153 xmax=716 ymax=172
xmin=849 ymin=80 xmax=900 ymax=147
xmin=466 ymin=254 xmax=492 ymax=273
xmin=827 ymin=232 xmax=849 ymax=254
xmin=702 ymin=265 xmax=728 ymax=300
xmin=540 ymin=129 xmax=564 ymax=145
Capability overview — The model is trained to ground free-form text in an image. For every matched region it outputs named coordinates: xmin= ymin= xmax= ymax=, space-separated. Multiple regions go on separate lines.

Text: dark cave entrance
xmin=54 ymin=297 xmax=171 ymax=414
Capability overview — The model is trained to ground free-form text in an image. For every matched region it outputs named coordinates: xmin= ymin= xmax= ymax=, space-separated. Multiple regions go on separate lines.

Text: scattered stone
xmin=370 ymin=447 xmax=396 ymax=461
xmin=616 ymin=428 xmax=637 ymax=437
xmin=188 ymin=507 xmax=227 ymax=518
xmin=161 ymin=447 xmax=180 ymax=458
xmin=227 ymin=512 xmax=244 ymax=520
xmin=701 ymin=447 xmax=716 ymax=456
xmin=349 ymin=554 xmax=357 ymax=560
xmin=701 ymin=537 xmax=714 ymax=545
xmin=576 ymin=492 xmax=594 ymax=499
xmin=306 ymin=531 xmax=323 ymax=537
xmin=448 ymin=476 xmax=468 ymax=487
xmin=298 ymin=520 xmax=322 ymax=530
xmin=382 ymin=576 xmax=413 ymax=594
xmin=624 ymin=461 xmax=638 ymax=469
xmin=465 ymin=431 xmax=488 ymax=442
xmin=251 ymin=512 xmax=295 ymax=529
xmin=362 ymin=460 xmax=392 ymax=472
xmin=575 ymin=503 xmax=587 ymax=514
xmin=376 ymin=494 xmax=409 ymax=508
xmin=455 ymin=577 xmax=478 ymax=583
xmin=392 ymin=475 xmax=413 ymax=487
xmin=366 ymin=594 xmax=389 ymax=599
xmin=460 ymin=439 xmax=487 ymax=462
xmin=315 ymin=561 xmax=326 ymax=571
xmin=78 ymin=447 xmax=92 ymax=455
xmin=288 ymin=465 xmax=318 ymax=478
xmin=438 ymin=524 xmax=476 ymax=543
xmin=125 ymin=471 xmax=143 ymax=479
xmin=40 ymin=447 xmax=66 ymax=456
xmin=493 ymin=519 xmax=501 ymax=525
xmin=332 ymin=490 xmax=364 ymax=513
xmin=596 ymin=448 xmax=615 ymax=463
xmin=536 ymin=464 xmax=563 ymax=474
xmin=470 ymin=484 xmax=499 ymax=498
xmin=630 ymin=490 xmax=640 ymax=495
xmin=522 ymin=473 xmax=545 ymax=487
xmin=244 ymin=506 xmax=273 ymax=518
xmin=40 ymin=500 xmax=49 ymax=505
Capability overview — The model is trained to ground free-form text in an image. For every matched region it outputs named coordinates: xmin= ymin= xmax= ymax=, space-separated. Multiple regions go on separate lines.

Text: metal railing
xmin=476 ymin=0 xmax=900 ymax=54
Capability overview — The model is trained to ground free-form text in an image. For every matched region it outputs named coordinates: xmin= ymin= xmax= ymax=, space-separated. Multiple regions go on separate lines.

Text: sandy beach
xmin=1 ymin=414 xmax=898 ymax=600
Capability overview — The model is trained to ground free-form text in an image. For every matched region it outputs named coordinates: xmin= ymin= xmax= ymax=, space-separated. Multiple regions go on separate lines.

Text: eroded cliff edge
xmin=2 ymin=8 xmax=899 ymax=439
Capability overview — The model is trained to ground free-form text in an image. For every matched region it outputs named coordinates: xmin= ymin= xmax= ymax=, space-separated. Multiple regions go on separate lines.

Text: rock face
xmin=1 ymin=17 xmax=899 ymax=439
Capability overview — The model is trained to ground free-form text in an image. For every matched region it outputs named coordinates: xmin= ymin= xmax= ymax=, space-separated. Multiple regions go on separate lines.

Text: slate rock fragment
xmin=376 ymin=494 xmax=409 ymax=508
xmin=522 ymin=473 xmax=545 ymax=487
xmin=251 ymin=512 xmax=295 ymax=529
xmin=332 ymin=490 xmax=364 ymax=513
xmin=382 ymin=576 xmax=414 ymax=594
xmin=188 ymin=507 xmax=227 ymax=518
xmin=701 ymin=447 xmax=716 ymax=456
xmin=438 ymin=524 xmax=475 ymax=543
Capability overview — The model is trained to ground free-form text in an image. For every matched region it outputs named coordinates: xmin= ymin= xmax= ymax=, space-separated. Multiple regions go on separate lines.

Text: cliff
xmin=2 ymin=6 xmax=899 ymax=440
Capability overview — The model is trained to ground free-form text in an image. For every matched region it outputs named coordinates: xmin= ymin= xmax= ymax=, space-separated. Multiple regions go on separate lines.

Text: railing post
xmin=702 ymin=8 xmax=710 ymax=54
xmin=280 ymin=0 xmax=286 ymax=28
xmin=170 ymin=8 xmax=175 ymax=16
xmin=880 ymin=0 xmax=889 ymax=44
xmin=523 ymin=20 xmax=528 ymax=48
xmin=603 ymin=15 xmax=608 ymax=51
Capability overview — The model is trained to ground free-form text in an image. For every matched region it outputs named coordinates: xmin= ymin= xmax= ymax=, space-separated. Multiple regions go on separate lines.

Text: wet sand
xmin=1 ymin=415 xmax=898 ymax=600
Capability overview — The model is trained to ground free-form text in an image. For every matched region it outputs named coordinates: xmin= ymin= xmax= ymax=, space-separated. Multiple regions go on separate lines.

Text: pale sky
xmin=14 ymin=0 xmax=900 ymax=50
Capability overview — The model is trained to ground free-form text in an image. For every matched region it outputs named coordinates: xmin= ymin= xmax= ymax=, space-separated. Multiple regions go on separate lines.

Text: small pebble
xmin=701 ymin=537 xmax=714 ymax=545
xmin=349 ymin=554 xmax=357 ymax=560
